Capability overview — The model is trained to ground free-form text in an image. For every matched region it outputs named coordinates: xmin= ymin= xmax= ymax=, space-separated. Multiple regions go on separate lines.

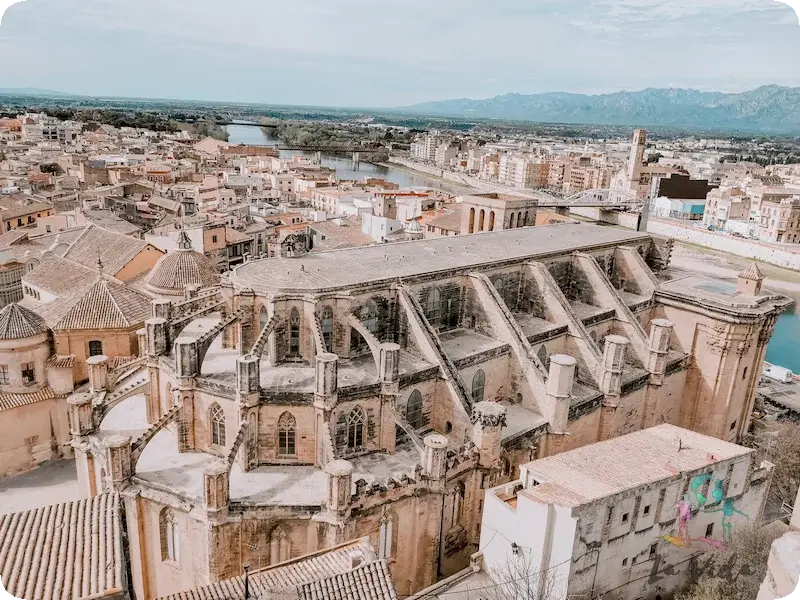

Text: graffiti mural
xmin=662 ymin=474 xmax=748 ymax=550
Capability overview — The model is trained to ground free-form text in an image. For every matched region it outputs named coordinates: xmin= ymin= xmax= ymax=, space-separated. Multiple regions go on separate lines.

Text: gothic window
xmin=269 ymin=526 xmax=291 ymax=565
xmin=347 ymin=406 xmax=366 ymax=450
xmin=88 ymin=340 xmax=103 ymax=357
xmin=537 ymin=345 xmax=548 ymax=366
xmin=321 ymin=307 xmax=334 ymax=352
xmin=210 ymin=403 xmax=226 ymax=446
xmin=289 ymin=309 xmax=300 ymax=356
xmin=259 ymin=306 xmax=269 ymax=331
xmin=425 ymin=287 xmax=443 ymax=328
xmin=453 ymin=482 xmax=466 ymax=526
xmin=160 ymin=509 xmax=180 ymax=562
xmin=278 ymin=412 xmax=297 ymax=456
xmin=361 ymin=299 xmax=378 ymax=334
xmin=471 ymin=369 xmax=486 ymax=403
xmin=378 ymin=513 xmax=396 ymax=559
xmin=406 ymin=390 xmax=424 ymax=430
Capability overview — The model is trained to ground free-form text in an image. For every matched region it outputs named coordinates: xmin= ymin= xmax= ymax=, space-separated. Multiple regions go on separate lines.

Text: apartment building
xmin=498 ymin=155 xmax=548 ymax=188
xmin=479 ymin=425 xmax=772 ymax=600
xmin=759 ymin=197 xmax=800 ymax=243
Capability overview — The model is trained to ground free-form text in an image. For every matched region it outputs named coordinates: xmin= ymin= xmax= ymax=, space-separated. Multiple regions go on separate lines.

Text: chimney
xmin=349 ymin=550 xmax=364 ymax=569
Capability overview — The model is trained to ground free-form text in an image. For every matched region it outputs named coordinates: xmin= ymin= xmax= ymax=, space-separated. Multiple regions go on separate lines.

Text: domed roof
xmin=146 ymin=231 xmax=219 ymax=293
xmin=0 ymin=303 xmax=48 ymax=340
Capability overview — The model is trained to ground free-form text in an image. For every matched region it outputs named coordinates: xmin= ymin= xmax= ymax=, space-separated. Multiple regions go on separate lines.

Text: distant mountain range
xmin=0 ymin=87 xmax=76 ymax=97
xmin=399 ymin=86 xmax=800 ymax=134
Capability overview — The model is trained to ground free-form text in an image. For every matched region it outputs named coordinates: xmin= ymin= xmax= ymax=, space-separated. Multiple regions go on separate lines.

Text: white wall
xmin=647 ymin=218 xmax=800 ymax=269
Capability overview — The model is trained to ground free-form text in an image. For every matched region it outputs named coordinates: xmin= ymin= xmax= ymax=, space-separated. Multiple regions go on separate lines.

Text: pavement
xmin=0 ymin=459 xmax=79 ymax=515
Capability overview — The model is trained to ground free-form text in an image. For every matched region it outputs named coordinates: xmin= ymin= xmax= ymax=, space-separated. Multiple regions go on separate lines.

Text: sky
xmin=0 ymin=0 xmax=799 ymax=107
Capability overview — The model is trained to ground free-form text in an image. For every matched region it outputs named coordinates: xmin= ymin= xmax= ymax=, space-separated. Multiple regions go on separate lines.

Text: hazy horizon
xmin=1 ymin=0 xmax=799 ymax=107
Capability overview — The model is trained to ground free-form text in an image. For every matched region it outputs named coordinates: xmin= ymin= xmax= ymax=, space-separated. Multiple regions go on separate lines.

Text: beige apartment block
xmin=60 ymin=223 xmax=789 ymax=599
xmin=758 ymin=197 xmax=800 ymax=243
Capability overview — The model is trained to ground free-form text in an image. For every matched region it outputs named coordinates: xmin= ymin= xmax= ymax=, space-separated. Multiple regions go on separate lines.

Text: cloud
xmin=0 ymin=0 xmax=25 ymax=24
xmin=0 ymin=0 xmax=797 ymax=105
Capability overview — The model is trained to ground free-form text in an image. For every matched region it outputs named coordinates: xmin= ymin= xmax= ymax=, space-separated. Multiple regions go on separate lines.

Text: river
xmin=225 ymin=124 xmax=468 ymax=193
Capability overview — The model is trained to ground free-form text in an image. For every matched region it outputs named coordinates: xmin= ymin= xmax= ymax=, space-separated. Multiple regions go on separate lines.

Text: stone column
xmin=174 ymin=340 xmax=199 ymax=378
xmin=184 ymin=284 xmax=200 ymax=300
xmin=546 ymin=354 xmax=576 ymax=435
xmin=314 ymin=353 xmax=338 ymax=411
xmin=325 ymin=459 xmax=353 ymax=517
xmin=236 ymin=354 xmax=260 ymax=398
xmin=177 ymin=385 xmax=195 ymax=452
xmin=379 ymin=343 xmax=401 ymax=453
xmin=422 ymin=433 xmax=449 ymax=480
xmin=470 ymin=402 xmax=508 ymax=469
xmin=646 ymin=319 xmax=673 ymax=385
xmin=67 ymin=392 xmax=95 ymax=437
xmin=152 ymin=298 xmax=172 ymax=320
xmin=599 ymin=335 xmax=628 ymax=397
xmin=146 ymin=360 xmax=161 ymax=425
xmin=236 ymin=290 xmax=256 ymax=354
xmin=146 ymin=318 xmax=168 ymax=357
xmin=136 ymin=328 xmax=147 ymax=358
xmin=105 ymin=435 xmax=132 ymax=492
xmin=203 ymin=460 xmax=230 ymax=517
xmin=87 ymin=355 xmax=109 ymax=393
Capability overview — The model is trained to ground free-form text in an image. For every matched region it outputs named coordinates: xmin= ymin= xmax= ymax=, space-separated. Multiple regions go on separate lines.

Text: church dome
xmin=0 ymin=303 xmax=48 ymax=340
xmin=146 ymin=231 xmax=220 ymax=295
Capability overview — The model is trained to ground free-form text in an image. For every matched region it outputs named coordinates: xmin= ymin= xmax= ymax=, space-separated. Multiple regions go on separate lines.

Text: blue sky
xmin=0 ymin=0 xmax=798 ymax=106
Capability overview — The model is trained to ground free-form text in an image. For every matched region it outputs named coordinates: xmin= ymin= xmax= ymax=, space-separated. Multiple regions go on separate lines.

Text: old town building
xmin=63 ymin=223 xmax=788 ymax=599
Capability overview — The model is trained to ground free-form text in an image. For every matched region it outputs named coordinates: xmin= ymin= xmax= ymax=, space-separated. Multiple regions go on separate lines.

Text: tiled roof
xmin=298 ymin=560 xmax=398 ymax=600
xmin=0 ymin=493 xmax=125 ymax=600
xmin=158 ymin=537 xmax=376 ymax=600
xmin=739 ymin=262 xmax=764 ymax=281
xmin=63 ymin=224 xmax=161 ymax=276
xmin=0 ymin=194 xmax=53 ymax=220
xmin=46 ymin=355 xmax=76 ymax=369
xmin=0 ymin=386 xmax=64 ymax=412
xmin=425 ymin=207 xmax=463 ymax=232
xmin=82 ymin=210 xmax=141 ymax=236
xmin=146 ymin=249 xmax=219 ymax=292
xmin=54 ymin=277 xmax=152 ymax=330
xmin=0 ymin=303 xmax=48 ymax=340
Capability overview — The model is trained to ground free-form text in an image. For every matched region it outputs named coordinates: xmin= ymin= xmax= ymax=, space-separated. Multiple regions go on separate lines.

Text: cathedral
xmin=65 ymin=223 xmax=789 ymax=598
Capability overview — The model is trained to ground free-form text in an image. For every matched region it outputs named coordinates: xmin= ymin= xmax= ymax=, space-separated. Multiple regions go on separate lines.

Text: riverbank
xmin=376 ymin=162 xmax=474 ymax=193
xmin=670 ymin=242 xmax=800 ymax=298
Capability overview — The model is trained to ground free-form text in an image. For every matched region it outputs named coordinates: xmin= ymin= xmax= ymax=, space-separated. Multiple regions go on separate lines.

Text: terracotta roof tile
xmin=62 ymin=224 xmax=161 ymax=276
xmin=0 ymin=493 xmax=125 ymax=599
xmin=0 ymin=386 xmax=65 ymax=412
xmin=54 ymin=277 xmax=152 ymax=330
xmin=298 ymin=560 xmax=398 ymax=600
xmin=158 ymin=538 xmax=376 ymax=600
xmin=0 ymin=303 xmax=48 ymax=340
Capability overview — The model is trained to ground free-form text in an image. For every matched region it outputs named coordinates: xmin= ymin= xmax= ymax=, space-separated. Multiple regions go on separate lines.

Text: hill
xmin=399 ymin=86 xmax=800 ymax=134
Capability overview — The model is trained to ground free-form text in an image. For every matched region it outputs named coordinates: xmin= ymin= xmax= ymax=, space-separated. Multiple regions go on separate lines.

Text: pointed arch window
xmin=537 ymin=345 xmax=548 ymax=367
xmin=378 ymin=513 xmax=396 ymax=559
xmin=289 ymin=308 xmax=300 ymax=356
xmin=278 ymin=412 xmax=297 ymax=456
xmin=361 ymin=299 xmax=378 ymax=334
xmin=406 ymin=390 xmax=424 ymax=430
xmin=347 ymin=406 xmax=366 ymax=450
xmin=210 ymin=403 xmax=226 ymax=446
xmin=321 ymin=307 xmax=334 ymax=352
xmin=471 ymin=369 xmax=486 ymax=403
xmin=259 ymin=305 xmax=269 ymax=331
xmin=269 ymin=525 xmax=291 ymax=565
xmin=160 ymin=509 xmax=180 ymax=562
xmin=425 ymin=287 xmax=443 ymax=327
xmin=453 ymin=482 xmax=466 ymax=526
